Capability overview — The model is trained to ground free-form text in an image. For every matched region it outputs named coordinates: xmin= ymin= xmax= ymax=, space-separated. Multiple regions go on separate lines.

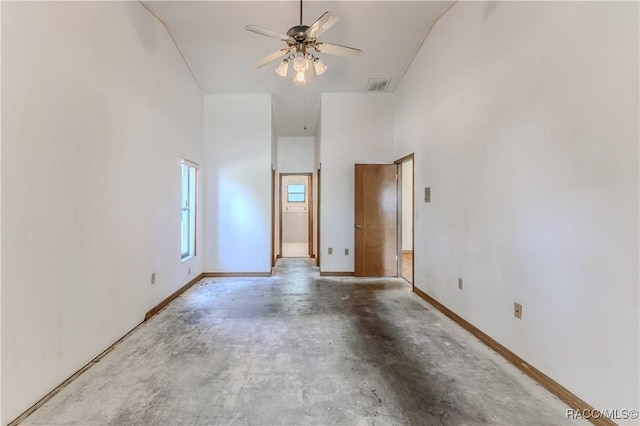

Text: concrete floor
xmin=21 ymin=258 xmax=581 ymax=425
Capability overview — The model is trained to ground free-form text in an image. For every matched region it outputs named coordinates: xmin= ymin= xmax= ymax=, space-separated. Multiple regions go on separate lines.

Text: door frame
xmin=271 ymin=168 xmax=276 ymax=267
xmin=317 ymin=166 xmax=321 ymax=267
xmin=394 ymin=153 xmax=415 ymax=289
xmin=279 ymin=173 xmax=314 ymax=258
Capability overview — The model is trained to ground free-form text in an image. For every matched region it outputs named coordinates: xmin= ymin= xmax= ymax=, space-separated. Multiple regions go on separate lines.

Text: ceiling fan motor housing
xmin=287 ymin=25 xmax=310 ymax=40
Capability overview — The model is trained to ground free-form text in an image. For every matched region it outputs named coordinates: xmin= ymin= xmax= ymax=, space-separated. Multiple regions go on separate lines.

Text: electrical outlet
xmin=344 ymin=248 xmax=349 ymax=255
xmin=425 ymin=187 xmax=431 ymax=203
xmin=328 ymin=247 xmax=333 ymax=255
xmin=514 ymin=302 xmax=522 ymax=319
xmin=151 ymin=273 xmax=156 ymax=284
xmin=458 ymin=278 xmax=463 ymax=290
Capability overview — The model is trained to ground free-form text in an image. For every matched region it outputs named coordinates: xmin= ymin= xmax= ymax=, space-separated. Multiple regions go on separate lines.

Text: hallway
xmin=20 ymin=259 xmax=577 ymax=425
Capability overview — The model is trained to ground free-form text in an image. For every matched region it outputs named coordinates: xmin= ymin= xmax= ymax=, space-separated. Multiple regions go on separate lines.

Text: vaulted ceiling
xmin=142 ymin=1 xmax=453 ymax=136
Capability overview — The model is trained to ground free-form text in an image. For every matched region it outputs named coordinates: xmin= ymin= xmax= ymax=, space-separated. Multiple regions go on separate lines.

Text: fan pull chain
xmin=304 ymin=95 xmax=307 ymax=131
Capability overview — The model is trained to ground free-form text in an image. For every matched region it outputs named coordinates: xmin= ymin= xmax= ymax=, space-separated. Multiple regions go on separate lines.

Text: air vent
xmin=366 ymin=78 xmax=391 ymax=92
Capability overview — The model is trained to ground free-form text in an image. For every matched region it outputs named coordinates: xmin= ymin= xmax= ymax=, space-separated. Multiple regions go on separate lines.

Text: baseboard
xmin=10 ymin=273 xmax=208 ymax=425
xmin=145 ymin=273 xmax=204 ymax=321
xmin=412 ymin=286 xmax=614 ymax=426
xmin=202 ymin=271 xmax=272 ymax=278
xmin=402 ymin=250 xmax=413 ymax=255
xmin=320 ymin=271 xmax=355 ymax=276
xmin=7 ymin=320 xmax=145 ymax=426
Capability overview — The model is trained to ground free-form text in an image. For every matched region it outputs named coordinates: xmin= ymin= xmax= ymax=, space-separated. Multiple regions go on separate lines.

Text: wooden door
xmin=354 ymin=164 xmax=398 ymax=277
xmin=307 ymin=174 xmax=314 ymax=258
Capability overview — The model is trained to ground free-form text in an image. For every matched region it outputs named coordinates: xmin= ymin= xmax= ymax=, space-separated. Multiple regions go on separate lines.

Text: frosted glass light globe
xmin=292 ymin=52 xmax=309 ymax=72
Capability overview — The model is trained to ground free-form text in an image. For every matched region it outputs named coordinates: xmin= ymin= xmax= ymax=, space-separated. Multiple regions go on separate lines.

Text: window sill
xmin=181 ymin=255 xmax=195 ymax=263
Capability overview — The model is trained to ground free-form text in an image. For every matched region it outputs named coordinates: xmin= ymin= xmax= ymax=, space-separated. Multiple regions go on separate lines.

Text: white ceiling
xmin=142 ymin=1 xmax=453 ymax=137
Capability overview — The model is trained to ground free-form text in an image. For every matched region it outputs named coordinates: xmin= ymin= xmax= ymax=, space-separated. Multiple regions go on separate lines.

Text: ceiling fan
xmin=246 ymin=0 xmax=363 ymax=83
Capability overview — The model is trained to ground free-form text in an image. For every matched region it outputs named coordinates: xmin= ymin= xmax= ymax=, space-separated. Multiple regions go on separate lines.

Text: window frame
xmin=287 ymin=184 xmax=306 ymax=203
xmin=181 ymin=159 xmax=198 ymax=261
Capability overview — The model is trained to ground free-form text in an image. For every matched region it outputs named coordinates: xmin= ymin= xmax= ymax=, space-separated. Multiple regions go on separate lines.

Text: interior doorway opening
xmin=280 ymin=173 xmax=313 ymax=258
xmin=396 ymin=155 xmax=414 ymax=285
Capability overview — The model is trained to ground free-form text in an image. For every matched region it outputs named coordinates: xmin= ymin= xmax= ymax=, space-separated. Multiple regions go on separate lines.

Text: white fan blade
xmin=253 ymin=49 xmax=289 ymax=69
xmin=246 ymin=25 xmax=290 ymax=41
xmin=305 ymin=12 xmax=339 ymax=38
xmin=315 ymin=42 xmax=363 ymax=59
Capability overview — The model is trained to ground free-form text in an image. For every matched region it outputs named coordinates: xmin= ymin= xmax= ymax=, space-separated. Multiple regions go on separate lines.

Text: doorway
xmin=396 ymin=155 xmax=414 ymax=285
xmin=280 ymin=173 xmax=313 ymax=258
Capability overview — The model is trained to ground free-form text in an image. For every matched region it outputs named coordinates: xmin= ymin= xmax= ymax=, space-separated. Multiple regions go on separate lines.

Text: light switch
xmin=425 ymin=187 xmax=431 ymax=203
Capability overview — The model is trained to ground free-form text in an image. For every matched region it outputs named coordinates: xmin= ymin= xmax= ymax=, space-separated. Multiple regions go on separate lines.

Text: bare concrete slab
xmin=20 ymin=258 xmax=583 ymax=425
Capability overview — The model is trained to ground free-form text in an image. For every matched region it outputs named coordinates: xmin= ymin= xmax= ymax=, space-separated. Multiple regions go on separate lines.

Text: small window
xmin=181 ymin=160 xmax=198 ymax=260
xmin=287 ymin=184 xmax=305 ymax=202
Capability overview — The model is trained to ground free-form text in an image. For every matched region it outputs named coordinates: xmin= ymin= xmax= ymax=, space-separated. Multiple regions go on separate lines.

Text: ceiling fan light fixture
xmin=313 ymin=58 xmax=327 ymax=76
xmin=292 ymin=51 xmax=310 ymax=73
xmin=275 ymin=59 xmax=289 ymax=77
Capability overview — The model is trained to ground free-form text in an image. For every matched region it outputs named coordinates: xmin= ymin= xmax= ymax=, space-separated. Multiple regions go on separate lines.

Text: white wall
xmin=315 ymin=113 xmax=322 ymax=171
xmin=271 ymin=100 xmax=278 ymax=172
xmin=0 ymin=3 xmax=4 ymax=418
xmin=315 ymin=113 xmax=322 ymax=264
xmin=278 ymin=137 xmax=315 ymax=173
xmin=271 ymin=101 xmax=279 ymax=264
xmin=1 ymin=2 xmax=203 ymax=423
xmin=320 ymin=93 xmax=395 ymax=273
xmin=394 ymin=1 xmax=639 ymax=415
xmin=203 ymin=94 xmax=272 ymax=273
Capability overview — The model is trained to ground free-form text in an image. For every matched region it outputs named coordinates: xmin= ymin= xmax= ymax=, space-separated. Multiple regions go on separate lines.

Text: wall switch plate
xmin=328 ymin=247 xmax=333 ymax=255
xmin=425 ymin=187 xmax=431 ymax=203
xmin=458 ymin=278 xmax=463 ymax=290
xmin=345 ymin=248 xmax=349 ymax=255
xmin=514 ymin=302 xmax=522 ymax=319
xmin=151 ymin=273 xmax=156 ymax=284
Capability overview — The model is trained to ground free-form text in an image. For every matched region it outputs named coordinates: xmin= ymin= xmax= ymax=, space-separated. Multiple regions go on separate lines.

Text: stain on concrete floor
xmin=21 ymin=258 xmax=584 ymax=425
